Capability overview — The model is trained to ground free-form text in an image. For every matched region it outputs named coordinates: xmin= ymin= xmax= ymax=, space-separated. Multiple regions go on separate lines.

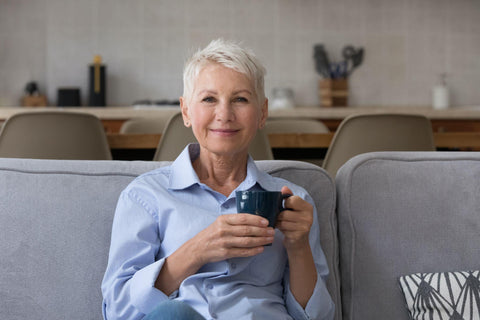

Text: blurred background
xmin=1 ymin=0 xmax=479 ymax=107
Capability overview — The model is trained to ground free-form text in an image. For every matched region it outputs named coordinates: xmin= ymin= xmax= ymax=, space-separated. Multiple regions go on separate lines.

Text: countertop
xmin=1 ymin=105 xmax=480 ymax=120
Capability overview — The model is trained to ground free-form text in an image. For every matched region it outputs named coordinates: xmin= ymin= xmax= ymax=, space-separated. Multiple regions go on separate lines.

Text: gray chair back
xmin=120 ymin=110 xmax=180 ymax=134
xmin=264 ymin=118 xmax=330 ymax=134
xmin=335 ymin=151 xmax=480 ymax=320
xmin=153 ymin=112 xmax=273 ymax=161
xmin=0 ymin=111 xmax=112 ymax=160
xmin=264 ymin=118 xmax=330 ymax=166
xmin=322 ymin=113 xmax=435 ymax=176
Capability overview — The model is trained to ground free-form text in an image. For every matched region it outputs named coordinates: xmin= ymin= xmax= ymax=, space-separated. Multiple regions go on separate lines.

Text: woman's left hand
xmin=276 ymin=186 xmax=318 ymax=308
xmin=275 ymin=186 xmax=313 ymax=251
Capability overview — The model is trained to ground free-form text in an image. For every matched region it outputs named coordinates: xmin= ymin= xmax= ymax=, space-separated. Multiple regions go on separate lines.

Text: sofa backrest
xmin=257 ymin=160 xmax=341 ymax=320
xmin=335 ymin=152 xmax=480 ymax=320
xmin=0 ymin=158 xmax=339 ymax=320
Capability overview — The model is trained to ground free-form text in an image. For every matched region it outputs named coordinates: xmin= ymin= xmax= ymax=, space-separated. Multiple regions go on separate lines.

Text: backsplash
xmin=0 ymin=0 xmax=479 ymax=107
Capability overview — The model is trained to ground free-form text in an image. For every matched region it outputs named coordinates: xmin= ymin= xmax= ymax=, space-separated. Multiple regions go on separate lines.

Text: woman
xmin=102 ymin=39 xmax=334 ymax=320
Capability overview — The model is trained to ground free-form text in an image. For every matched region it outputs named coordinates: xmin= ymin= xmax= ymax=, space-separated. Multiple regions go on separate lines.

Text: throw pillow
xmin=399 ymin=270 xmax=480 ymax=320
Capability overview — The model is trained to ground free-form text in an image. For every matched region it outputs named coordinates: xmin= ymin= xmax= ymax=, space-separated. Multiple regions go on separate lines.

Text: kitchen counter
xmin=2 ymin=105 xmax=480 ymax=133
xmin=2 ymin=105 xmax=480 ymax=119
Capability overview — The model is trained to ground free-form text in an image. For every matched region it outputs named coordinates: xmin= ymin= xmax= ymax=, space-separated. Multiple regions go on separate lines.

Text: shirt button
xmin=230 ymin=263 xmax=237 ymax=270
xmin=206 ymin=284 xmax=214 ymax=290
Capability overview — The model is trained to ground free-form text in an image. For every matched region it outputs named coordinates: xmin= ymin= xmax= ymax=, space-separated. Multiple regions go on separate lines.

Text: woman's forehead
xmin=193 ymin=63 xmax=254 ymax=94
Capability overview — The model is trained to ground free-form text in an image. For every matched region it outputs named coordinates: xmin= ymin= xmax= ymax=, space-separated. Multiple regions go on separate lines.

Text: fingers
xmin=215 ymin=214 xmax=274 ymax=247
xmin=221 ymin=233 xmax=274 ymax=248
xmin=222 ymin=246 xmax=265 ymax=258
xmin=275 ymin=190 xmax=314 ymax=249
xmin=283 ymin=194 xmax=312 ymax=212
xmin=277 ymin=203 xmax=313 ymax=229
xmin=281 ymin=185 xmax=293 ymax=196
xmin=217 ymin=214 xmax=274 ymax=245
xmin=275 ymin=214 xmax=311 ymax=232
xmin=223 ymin=213 xmax=269 ymax=227
xmin=228 ymin=224 xmax=275 ymax=237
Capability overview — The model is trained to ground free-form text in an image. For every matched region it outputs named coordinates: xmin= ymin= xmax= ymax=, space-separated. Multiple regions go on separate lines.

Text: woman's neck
xmin=193 ymin=150 xmax=248 ymax=197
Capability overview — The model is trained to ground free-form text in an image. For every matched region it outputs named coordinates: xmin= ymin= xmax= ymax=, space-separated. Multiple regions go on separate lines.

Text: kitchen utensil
xmin=342 ymin=45 xmax=356 ymax=75
xmin=313 ymin=44 xmax=331 ymax=78
xmin=329 ymin=61 xmax=348 ymax=79
xmin=341 ymin=45 xmax=364 ymax=76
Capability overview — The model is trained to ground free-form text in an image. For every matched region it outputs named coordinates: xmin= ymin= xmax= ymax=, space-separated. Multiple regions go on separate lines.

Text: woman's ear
xmin=180 ymin=97 xmax=191 ymax=127
xmin=259 ymin=98 xmax=268 ymax=129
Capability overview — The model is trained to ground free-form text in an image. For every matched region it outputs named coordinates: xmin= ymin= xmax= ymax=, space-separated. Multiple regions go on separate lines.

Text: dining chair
xmin=322 ymin=113 xmax=435 ymax=177
xmin=0 ymin=111 xmax=112 ymax=160
xmin=153 ymin=112 xmax=274 ymax=161
xmin=119 ymin=110 xmax=181 ymax=134
xmin=264 ymin=118 xmax=330 ymax=134
xmin=264 ymin=118 xmax=330 ymax=166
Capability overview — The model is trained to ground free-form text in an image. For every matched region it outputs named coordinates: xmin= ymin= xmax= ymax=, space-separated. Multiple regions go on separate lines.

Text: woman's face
xmin=181 ymin=63 xmax=267 ymax=158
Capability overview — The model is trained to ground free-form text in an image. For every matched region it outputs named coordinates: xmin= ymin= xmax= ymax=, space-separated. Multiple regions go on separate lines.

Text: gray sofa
xmin=1 ymin=152 xmax=479 ymax=320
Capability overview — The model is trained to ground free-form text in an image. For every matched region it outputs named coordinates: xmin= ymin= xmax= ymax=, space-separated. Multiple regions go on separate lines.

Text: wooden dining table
xmin=3 ymin=105 xmax=480 ymax=151
xmin=106 ymin=132 xmax=480 ymax=150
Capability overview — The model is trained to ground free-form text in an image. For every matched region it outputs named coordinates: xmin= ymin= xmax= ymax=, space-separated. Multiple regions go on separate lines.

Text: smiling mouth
xmin=210 ymin=128 xmax=240 ymax=136
xmin=211 ymin=128 xmax=238 ymax=132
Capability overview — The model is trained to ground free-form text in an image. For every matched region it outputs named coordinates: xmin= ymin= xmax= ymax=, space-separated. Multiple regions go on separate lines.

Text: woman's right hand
xmin=192 ymin=213 xmax=274 ymax=265
xmin=155 ymin=213 xmax=273 ymax=295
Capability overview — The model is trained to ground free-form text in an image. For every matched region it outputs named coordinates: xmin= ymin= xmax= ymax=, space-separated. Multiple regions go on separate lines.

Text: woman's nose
xmin=216 ymin=101 xmax=235 ymax=122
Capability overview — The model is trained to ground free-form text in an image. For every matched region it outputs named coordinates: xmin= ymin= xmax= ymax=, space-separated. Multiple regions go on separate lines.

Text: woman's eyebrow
xmin=196 ymin=89 xmax=252 ymax=96
xmin=232 ymin=89 xmax=253 ymax=96
xmin=195 ymin=89 xmax=217 ymax=97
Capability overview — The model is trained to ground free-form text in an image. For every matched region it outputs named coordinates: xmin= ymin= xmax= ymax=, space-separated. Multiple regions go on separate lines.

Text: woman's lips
xmin=210 ymin=128 xmax=240 ymax=136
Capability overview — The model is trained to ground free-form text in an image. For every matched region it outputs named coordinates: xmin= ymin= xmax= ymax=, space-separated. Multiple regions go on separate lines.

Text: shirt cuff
xmin=129 ymin=258 xmax=170 ymax=315
xmin=285 ymin=276 xmax=335 ymax=320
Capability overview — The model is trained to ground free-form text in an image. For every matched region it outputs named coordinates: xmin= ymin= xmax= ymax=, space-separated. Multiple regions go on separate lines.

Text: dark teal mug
xmin=235 ymin=190 xmax=290 ymax=228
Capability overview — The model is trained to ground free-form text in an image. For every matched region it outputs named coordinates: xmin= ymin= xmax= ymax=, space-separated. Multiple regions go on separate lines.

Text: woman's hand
xmin=156 ymin=213 xmax=273 ymax=295
xmin=276 ymin=186 xmax=317 ymax=308
xmin=275 ymin=186 xmax=314 ymax=251
xmin=193 ymin=213 xmax=275 ymax=265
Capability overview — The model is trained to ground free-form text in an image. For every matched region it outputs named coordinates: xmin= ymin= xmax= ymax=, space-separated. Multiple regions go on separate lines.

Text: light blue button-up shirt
xmin=102 ymin=144 xmax=334 ymax=320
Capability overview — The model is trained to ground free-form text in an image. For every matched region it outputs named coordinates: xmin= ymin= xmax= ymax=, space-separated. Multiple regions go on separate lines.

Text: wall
xmin=1 ymin=0 xmax=479 ymax=107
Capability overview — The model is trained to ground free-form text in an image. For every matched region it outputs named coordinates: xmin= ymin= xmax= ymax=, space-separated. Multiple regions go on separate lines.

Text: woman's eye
xmin=234 ymin=97 xmax=248 ymax=103
xmin=202 ymin=96 xmax=215 ymax=103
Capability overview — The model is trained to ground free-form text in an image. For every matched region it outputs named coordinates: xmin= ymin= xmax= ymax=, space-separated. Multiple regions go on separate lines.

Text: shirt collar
xmin=168 ymin=143 xmax=279 ymax=192
xmin=168 ymin=144 xmax=201 ymax=190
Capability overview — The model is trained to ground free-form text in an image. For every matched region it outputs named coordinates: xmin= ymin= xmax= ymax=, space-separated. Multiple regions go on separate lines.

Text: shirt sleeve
xmin=101 ymin=189 xmax=169 ymax=320
xmin=283 ymin=193 xmax=335 ymax=320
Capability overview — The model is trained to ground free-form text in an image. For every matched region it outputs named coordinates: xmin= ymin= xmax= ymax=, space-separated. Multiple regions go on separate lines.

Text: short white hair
xmin=183 ymin=39 xmax=266 ymax=103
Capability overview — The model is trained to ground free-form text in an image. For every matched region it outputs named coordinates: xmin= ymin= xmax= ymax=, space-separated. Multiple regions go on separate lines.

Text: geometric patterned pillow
xmin=399 ymin=270 xmax=480 ymax=320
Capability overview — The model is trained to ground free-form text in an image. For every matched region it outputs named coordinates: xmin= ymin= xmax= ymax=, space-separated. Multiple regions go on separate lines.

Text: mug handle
xmin=280 ymin=193 xmax=292 ymax=211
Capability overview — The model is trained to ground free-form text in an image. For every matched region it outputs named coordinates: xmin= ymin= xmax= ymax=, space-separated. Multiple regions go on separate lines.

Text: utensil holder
xmin=22 ymin=95 xmax=48 ymax=107
xmin=319 ymin=79 xmax=348 ymax=107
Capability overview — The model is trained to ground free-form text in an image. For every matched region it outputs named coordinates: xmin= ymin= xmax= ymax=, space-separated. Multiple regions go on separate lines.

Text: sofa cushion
xmin=0 ymin=158 xmax=339 ymax=320
xmin=335 ymin=152 xmax=480 ymax=320
xmin=399 ymin=270 xmax=480 ymax=320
